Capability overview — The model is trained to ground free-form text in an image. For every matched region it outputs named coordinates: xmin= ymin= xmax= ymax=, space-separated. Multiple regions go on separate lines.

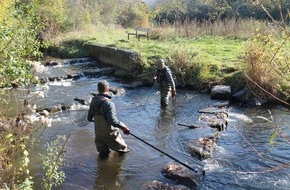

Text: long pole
xmin=129 ymin=132 xmax=197 ymax=172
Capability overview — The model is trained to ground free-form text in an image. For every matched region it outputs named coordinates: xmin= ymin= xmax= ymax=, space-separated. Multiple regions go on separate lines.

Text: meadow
xmin=49 ymin=18 xmax=288 ymax=93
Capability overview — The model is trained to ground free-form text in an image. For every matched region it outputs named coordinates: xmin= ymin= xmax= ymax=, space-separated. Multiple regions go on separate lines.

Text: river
xmin=24 ymin=59 xmax=290 ymax=189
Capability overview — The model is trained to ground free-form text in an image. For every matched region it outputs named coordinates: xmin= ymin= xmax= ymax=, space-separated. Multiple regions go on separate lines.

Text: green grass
xmin=53 ymin=26 xmax=246 ymax=66
xmin=84 ymin=29 xmax=246 ymax=68
xmin=49 ymin=25 xmax=289 ymax=94
xmin=50 ymin=26 xmax=249 ymax=89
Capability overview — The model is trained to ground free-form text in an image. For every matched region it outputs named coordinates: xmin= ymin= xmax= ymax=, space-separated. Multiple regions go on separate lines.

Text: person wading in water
xmin=153 ymin=59 xmax=176 ymax=108
xmin=87 ymin=80 xmax=130 ymax=158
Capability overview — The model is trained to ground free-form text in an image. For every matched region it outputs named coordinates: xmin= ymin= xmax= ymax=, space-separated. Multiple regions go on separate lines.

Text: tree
xmin=33 ymin=0 xmax=66 ymax=39
xmin=0 ymin=1 xmax=43 ymax=88
xmin=64 ymin=0 xmax=93 ymax=30
xmin=154 ymin=0 xmax=188 ymax=24
xmin=244 ymin=0 xmax=290 ymax=103
xmin=117 ymin=0 xmax=150 ymax=27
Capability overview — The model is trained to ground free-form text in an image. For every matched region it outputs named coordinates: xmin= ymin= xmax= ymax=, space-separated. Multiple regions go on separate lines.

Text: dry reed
xmin=150 ymin=18 xmax=273 ymax=40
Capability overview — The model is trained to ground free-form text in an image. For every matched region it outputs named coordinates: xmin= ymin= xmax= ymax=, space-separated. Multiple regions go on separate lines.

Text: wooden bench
xmin=127 ymin=27 xmax=150 ymax=41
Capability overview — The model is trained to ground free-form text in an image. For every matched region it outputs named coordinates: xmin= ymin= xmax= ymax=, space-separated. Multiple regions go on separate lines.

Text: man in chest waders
xmin=87 ymin=80 xmax=130 ymax=158
xmin=153 ymin=59 xmax=176 ymax=108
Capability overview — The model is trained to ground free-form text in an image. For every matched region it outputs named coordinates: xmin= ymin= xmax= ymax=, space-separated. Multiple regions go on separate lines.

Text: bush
xmin=168 ymin=48 xmax=212 ymax=88
xmin=244 ymin=31 xmax=290 ymax=102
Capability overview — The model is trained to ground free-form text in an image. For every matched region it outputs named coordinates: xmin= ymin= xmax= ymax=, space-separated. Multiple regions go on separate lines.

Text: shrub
xmin=245 ymin=31 xmax=290 ymax=102
xmin=168 ymin=48 xmax=212 ymax=88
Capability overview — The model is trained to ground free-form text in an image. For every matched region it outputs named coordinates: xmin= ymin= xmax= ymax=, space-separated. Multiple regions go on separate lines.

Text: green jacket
xmin=87 ymin=94 xmax=125 ymax=139
xmin=155 ymin=66 xmax=175 ymax=88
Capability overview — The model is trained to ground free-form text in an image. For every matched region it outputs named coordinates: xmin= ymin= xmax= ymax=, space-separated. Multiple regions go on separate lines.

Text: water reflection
xmin=157 ymin=107 xmax=176 ymax=131
xmin=94 ymin=153 xmax=126 ymax=190
xmin=154 ymin=107 xmax=176 ymax=148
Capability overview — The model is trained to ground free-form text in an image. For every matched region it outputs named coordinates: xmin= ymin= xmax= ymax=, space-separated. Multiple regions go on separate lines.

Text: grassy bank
xmin=46 ymin=20 xmax=289 ymax=100
xmin=47 ymin=25 xmax=247 ymax=91
xmin=52 ymin=26 xmax=246 ymax=66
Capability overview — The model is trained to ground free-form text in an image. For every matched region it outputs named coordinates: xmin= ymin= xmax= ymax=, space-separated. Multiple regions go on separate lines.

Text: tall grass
xmin=150 ymin=18 xmax=278 ymax=40
xmin=168 ymin=48 xmax=213 ymax=88
xmin=52 ymin=18 xmax=267 ymax=45
xmin=245 ymin=31 xmax=290 ymax=103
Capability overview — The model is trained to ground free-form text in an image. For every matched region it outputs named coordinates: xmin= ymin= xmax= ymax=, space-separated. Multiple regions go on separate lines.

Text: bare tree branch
xmin=244 ymin=73 xmax=290 ymax=106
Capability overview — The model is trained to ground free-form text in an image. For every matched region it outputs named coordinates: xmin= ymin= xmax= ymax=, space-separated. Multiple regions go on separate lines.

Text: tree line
xmin=6 ymin=0 xmax=290 ymax=40
xmin=154 ymin=0 xmax=290 ymax=24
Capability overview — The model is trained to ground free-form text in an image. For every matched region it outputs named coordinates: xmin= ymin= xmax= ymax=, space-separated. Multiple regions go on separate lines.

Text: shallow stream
xmin=23 ymin=60 xmax=290 ymax=189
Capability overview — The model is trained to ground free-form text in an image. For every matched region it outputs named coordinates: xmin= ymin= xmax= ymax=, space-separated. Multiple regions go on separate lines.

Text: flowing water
xmin=22 ymin=60 xmax=290 ymax=189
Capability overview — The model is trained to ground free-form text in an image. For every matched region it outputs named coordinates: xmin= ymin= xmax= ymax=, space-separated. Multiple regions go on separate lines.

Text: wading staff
xmin=144 ymin=82 xmax=156 ymax=106
xmin=129 ymin=132 xmax=198 ymax=172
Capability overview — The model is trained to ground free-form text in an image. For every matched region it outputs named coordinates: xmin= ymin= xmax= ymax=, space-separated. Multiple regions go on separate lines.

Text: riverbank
xmin=45 ymin=34 xmax=247 ymax=93
xmin=44 ymin=26 xmax=290 ymax=106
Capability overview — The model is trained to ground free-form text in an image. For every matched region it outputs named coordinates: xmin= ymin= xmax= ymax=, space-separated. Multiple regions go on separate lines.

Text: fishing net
xmin=71 ymin=110 xmax=90 ymax=127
